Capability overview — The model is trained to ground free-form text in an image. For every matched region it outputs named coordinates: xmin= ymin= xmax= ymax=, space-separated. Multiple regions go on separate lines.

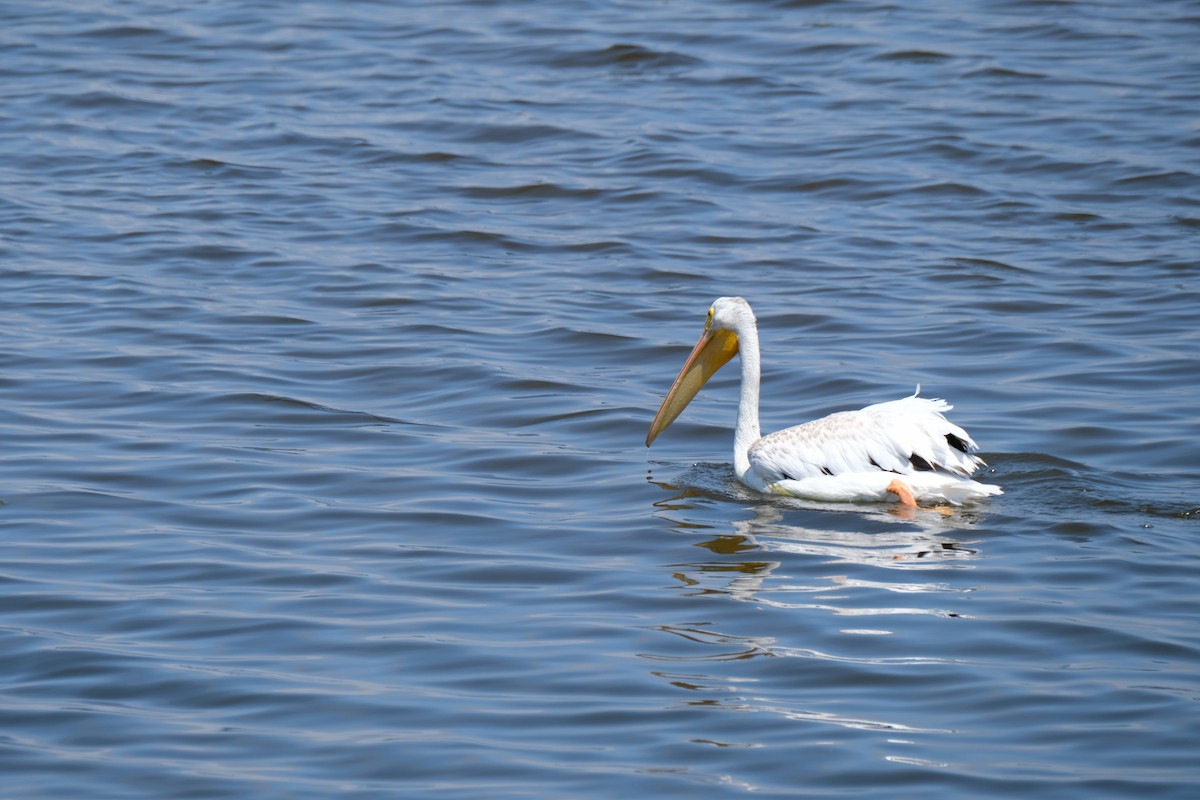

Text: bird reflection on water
xmin=649 ymin=463 xmax=986 ymax=580
xmin=645 ymin=466 xmax=984 ymax=750
xmin=648 ymin=462 xmax=989 ymax=625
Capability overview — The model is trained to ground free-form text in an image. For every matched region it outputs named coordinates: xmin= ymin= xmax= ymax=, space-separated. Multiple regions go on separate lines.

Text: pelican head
xmin=646 ymin=297 xmax=754 ymax=446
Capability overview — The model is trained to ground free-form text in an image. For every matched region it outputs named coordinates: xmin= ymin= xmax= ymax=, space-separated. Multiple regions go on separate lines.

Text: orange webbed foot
xmin=886 ymin=478 xmax=918 ymax=509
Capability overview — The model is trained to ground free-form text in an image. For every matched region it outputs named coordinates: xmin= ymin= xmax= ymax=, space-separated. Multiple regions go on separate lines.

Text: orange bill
xmin=646 ymin=327 xmax=739 ymax=446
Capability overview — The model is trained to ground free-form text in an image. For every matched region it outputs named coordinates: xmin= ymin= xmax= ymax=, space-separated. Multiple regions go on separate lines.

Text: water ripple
xmin=2 ymin=0 xmax=1199 ymax=797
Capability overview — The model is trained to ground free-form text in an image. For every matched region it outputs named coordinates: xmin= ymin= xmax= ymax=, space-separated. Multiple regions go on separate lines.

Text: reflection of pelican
xmin=646 ymin=297 xmax=1001 ymax=507
xmin=659 ymin=501 xmax=981 ymax=616
xmin=730 ymin=512 xmax=981 ymax=572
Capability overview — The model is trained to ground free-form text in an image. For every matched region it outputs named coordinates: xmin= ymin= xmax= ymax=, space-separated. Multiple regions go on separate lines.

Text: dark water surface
xmin=2 ymin=1 xmax=1198 ymax=797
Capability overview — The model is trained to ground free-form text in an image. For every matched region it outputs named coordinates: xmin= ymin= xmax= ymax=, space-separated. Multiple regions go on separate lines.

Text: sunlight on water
xmin=1 ymin=0 xmax=1198 ymax=797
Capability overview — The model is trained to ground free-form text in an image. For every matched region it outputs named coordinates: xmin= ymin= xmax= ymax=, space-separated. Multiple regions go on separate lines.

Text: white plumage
xmin=646 ymin=297 xmax=1001 ymax=507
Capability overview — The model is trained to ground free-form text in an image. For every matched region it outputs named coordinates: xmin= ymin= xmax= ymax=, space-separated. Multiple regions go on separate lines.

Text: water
xmin=2 ymin=1 xmax=1198 ymax=797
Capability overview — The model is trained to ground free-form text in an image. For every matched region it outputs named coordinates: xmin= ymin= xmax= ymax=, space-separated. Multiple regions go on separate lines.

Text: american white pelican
xmin=646 ymin=297 xmax=1001 ymax=507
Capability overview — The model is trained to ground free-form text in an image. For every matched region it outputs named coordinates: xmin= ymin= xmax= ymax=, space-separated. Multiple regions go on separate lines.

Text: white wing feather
xmin=747 ymin=391 xmax=985 ymax=484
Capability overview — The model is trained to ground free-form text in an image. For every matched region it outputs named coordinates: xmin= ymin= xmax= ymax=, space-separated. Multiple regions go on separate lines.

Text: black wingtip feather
xmin=945 ymin=432 xmax=970 ymax=453
xmin=909 ymin=453 xmax=934 ymax=472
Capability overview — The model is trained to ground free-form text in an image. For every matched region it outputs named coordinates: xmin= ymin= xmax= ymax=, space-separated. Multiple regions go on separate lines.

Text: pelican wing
xmin=747 ymin=392 xmax=985 ymax=484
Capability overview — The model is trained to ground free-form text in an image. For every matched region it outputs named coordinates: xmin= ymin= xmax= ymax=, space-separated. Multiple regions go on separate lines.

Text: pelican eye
xmin=705 ymin=307 xmax=714 ymax=330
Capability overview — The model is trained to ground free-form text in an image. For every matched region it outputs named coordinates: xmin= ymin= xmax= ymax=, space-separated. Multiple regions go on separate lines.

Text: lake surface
xmin=2 ymin=1 xmax=1198 ymax=797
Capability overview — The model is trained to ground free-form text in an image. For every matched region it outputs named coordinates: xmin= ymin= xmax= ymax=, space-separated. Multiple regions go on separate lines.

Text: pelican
xmin=646 ymin=297 xmax=1001 ymax=507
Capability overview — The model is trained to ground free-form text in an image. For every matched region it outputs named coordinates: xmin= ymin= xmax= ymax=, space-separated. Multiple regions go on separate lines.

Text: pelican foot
xmin=885 ymin=478 xmax=918 ymax=509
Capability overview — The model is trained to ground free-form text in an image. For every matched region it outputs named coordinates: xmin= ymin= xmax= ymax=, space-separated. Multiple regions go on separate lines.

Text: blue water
xmin=2 ymin=1 xmax=1198 ymax=797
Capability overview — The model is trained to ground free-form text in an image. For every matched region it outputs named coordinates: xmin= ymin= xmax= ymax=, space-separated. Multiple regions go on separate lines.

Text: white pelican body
xmin=646 ymin=297 xmax=1001 ymax=507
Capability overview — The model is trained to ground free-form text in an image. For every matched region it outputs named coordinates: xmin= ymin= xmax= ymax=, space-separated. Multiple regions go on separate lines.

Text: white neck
xmin=732 ymin=319 xmax=762 ymax=486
